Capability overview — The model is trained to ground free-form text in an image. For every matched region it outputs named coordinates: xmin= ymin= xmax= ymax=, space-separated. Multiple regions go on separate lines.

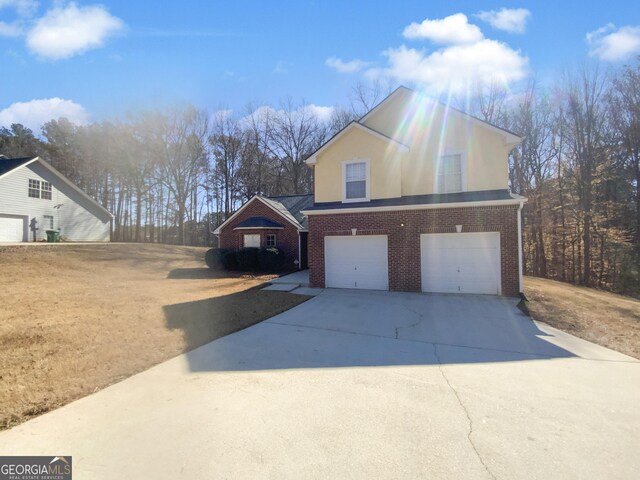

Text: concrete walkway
xmin=1 ymin=290 xmax=638 ymax=479
xmin=270 ymin=270 xmax=310 ymax=286
xmin=263 ymin=270 xmax=319 ymax=295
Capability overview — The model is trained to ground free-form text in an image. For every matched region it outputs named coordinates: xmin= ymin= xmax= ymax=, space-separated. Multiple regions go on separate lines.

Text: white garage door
xmin=325 ymin=235 xmax=388 ymax=290
xmin=0 ymin=215 xmax=26 ymax=242
xmin=421 ymin=232 xmax=501 ymax=295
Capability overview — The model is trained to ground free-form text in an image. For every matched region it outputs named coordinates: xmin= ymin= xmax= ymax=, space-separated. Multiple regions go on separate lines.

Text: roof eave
xmin=301 ymin=197 xmax=528 ymax=216
xmin=305 ymin=122 xmax=409 ymax=166
xmin=0 ymin=156 xmax=39 ymax=181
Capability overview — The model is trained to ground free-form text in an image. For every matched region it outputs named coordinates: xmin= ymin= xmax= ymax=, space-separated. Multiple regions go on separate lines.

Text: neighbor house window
xmin=243 ymin=234 xmax=261 ymax=248
xmin=41 ymin=181 xmax=52 ymax=200
xmin=44 ymin=215 xmax=54 ymax=229
xmin=344 ymin=160 xmax=368 ymax=201
xmin=28 ymin=179 xmax=40 ymax=198
xmin=266 ymin=234 xmax=277 ymax=247
xmin=436 ymin=154 xmax=463 ymax=193
xmin=28 ymin=179 xmax=52 ymax=199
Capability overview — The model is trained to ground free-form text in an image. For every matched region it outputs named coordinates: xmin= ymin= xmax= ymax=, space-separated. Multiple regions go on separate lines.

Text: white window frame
xmin=342 ymin=158 xmax=370 ymax=203
xmin=43 ymin=215 xmax=54 ymax=229
xmin=265 ymin=233 xmax=277 ymax=247
xmin=28 ymin=179 xmax=40 ymax=198
xmin=28 ymin=179 xmax=53 ymax=200
xmin=434 ymin=151 xmax=467 ymax=194
xmin=41 ymin=181 xmax=52 ymax=200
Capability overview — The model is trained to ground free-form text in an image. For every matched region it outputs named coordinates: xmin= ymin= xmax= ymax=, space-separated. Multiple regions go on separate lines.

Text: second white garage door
xmin=421 ymin=232 xmax=501 ymax=295
xmin=325 ymin=235 xmax=388 ymax=290
xmin=0 ymin=215 xmax=26 ymax=242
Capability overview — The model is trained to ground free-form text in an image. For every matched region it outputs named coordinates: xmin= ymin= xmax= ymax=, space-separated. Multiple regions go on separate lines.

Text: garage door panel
xmin=421 ymin=233 xmax=501 ymax=295
xmin=0 ymin=215 xmax=26 ymax=242
xmin=325 ymin=236 xmax=388 ymax=290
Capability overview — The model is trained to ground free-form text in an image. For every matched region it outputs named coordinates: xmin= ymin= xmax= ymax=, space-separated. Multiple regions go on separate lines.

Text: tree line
xmin=1 ymin=64 xmax=639 ymax=296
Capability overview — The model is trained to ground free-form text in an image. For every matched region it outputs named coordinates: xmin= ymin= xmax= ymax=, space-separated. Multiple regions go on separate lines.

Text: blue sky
xmin=1 ymin=0 xmax=639 ymax=131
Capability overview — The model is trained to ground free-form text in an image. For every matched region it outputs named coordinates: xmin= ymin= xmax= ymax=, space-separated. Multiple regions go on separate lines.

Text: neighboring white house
xmin=0 ymin=156 xmax=113 ymax=242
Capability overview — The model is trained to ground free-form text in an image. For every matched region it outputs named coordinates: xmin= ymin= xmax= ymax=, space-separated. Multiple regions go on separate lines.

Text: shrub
xmin=205 ymin=248 xmax=228 ymax=269
xmin=258 ymin=247 xmax=285 ymax=272
xmin=222 ymin=250 xmax=239 ymax=271
xmin=236 ymin=247 xmax=260 ymax=271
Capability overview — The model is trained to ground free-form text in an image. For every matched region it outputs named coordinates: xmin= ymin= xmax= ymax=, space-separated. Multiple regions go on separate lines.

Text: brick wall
xmin=218 ymin=200 xmax=301 ymax=271
xmin=308 ymin=205 xmax=520 ymax=296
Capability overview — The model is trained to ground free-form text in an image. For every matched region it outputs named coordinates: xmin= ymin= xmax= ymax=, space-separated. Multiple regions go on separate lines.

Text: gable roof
xmin=0 ymin=156 xmax=36 ymax=177
xmin=0 ymin=156 xmax=113 ymax=218
xmin=306 ymin=86 xmax=523 ymax=168
xmin=360 ymin=85 xmax=522 ymax=145
xmin=263 ymin=194 xmax=314 ymax=228
xmin=213 ymin=193 xmax=313 ymax=235
xmin=305 ymin=121 xmax=410 ymax=165
xmin=234 ymin=217 xmax=284 ymax=229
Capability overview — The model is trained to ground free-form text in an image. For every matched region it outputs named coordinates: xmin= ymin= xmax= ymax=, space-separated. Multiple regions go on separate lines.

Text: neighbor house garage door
xmin=325 ymin=235 xmax=388 ymax=290
xmin=0 ymin=215 xmax=26 ymax=242
xmin=421 ymin=232 xmax=501 ymax=295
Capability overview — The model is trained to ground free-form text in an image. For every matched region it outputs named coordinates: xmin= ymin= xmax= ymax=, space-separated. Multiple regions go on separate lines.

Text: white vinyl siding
xmin=0 ymin=162 xmax=110 ymax=242
xmin=436 ymin=154 xmax=463 ymax=193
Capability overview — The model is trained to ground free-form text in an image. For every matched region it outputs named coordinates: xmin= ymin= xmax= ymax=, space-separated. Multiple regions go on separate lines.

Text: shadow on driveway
xmin=164 ymin=289 xmax=578 ymax=371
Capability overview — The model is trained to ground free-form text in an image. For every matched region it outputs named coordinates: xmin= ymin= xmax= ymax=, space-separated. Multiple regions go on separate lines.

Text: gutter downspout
xmin=297 ymin=230 xmax=301 ymax=270
xmin=518 ymin=201 xmax=524 ymax=293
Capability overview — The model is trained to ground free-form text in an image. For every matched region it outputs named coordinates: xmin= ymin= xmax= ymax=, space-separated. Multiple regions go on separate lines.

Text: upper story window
xmin=41 ymin=181 xmax=52 ymax=200
xmin=28 ymin=179 xmax=40 ymax=198
xmin=28 ymin=179 xmax=52 ymax=199
xmin=343 ymin=160 xmax=369 ymax=202
xmin=436 ymin=154 xmax=463 ymax=194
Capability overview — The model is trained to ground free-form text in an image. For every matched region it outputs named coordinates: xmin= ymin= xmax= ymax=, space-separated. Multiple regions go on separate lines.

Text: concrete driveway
xmin=1 ymin=290 xmax=638 ymax=479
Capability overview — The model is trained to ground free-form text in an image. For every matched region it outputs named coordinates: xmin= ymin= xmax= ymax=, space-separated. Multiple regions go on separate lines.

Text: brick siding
xmin=308 ymin=205 xmax=520 ymax=296
xmin=218 ymin=199 xmax=301 ymax=271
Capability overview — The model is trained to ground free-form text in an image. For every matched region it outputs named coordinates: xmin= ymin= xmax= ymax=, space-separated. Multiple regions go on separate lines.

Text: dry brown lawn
xmin=524 ymin=276 xmax=640 ymax=359
xmin=0 ymin=244 xmax=308 ymax=430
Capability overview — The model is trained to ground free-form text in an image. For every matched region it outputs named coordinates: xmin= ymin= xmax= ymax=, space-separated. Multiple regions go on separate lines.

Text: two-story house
xmin=302 ymin=86 xmax=527 ymax=296
xmin=0 ymin=156 xmax=112 ymax=242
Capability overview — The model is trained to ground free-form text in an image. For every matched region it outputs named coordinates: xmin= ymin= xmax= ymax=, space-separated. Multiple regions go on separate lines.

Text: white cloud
xmin=325 ymin=56 xmax=372 ymax=73
xmin=587 ymin=24 xmax=640 ymax=62
xmin=402 ymin=13 xmax=483 ymax=45
xmin=26 ymin=2 xmax=124 ymax=60
xmin=304 ymin=104 xmax=335 ymax=123
xmin=476 ymin=8 xmax=530 ymax=34
xmin=371 ymin=40 xmax=528 ymax=94
xmin=348 ymin=13 xmax=531 ymax=94
xmin=0 ymin=20 xmax=23 ymax=36
xmin=0 ymin=0 xmax=38 ymax=37
xmin=0 ymin=98 xmax=89 ymax=131
xmin=0 ymin=0 xmax=38 ymax=18
xmin=241 ymin=104 xmax=335 ymax=126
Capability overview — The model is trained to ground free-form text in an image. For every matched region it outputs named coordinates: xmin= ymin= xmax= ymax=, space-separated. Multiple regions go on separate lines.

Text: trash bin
xmin=45 ymin=230 xmax=60 ymax=243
